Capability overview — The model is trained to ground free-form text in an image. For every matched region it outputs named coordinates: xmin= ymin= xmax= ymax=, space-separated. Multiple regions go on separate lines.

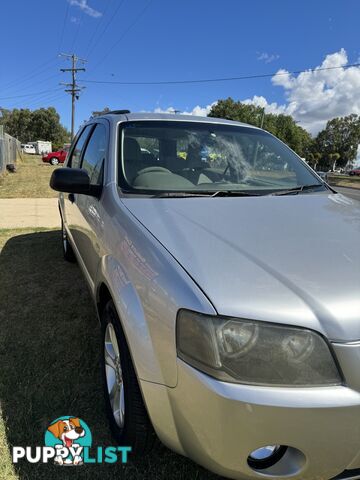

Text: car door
xmin=75 ymin=121 xmax=108 ymax=283
xmin=62 ymin=124 xmax=94 ymax=257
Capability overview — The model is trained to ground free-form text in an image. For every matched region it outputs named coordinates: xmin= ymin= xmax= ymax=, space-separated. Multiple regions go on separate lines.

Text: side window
xmin=68 ymin=125 xmax=92 ymax=168
xmin=81 ymin=124 xmax=107 ymax=185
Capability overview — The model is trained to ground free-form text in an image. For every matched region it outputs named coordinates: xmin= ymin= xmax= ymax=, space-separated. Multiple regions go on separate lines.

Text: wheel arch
xmin=95 ymin=240 xmax=216 ymax=388
xmin=97 ymin=282 xmax=113 ymax=319
xmin=95 ymin=263 xmax=166 ymax=386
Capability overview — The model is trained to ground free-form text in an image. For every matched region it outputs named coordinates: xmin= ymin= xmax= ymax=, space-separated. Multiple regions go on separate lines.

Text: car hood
xmin=122 ymin=193 xmax=360 ymax=342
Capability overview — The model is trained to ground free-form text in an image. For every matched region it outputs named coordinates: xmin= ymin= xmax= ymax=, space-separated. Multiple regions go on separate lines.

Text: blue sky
xmin=1 ymin=0 xmax=360 ymax=136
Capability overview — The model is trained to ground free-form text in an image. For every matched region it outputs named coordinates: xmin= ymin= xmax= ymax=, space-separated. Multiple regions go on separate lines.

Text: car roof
xmin=91 ymin=111 xmax=261 ymax=130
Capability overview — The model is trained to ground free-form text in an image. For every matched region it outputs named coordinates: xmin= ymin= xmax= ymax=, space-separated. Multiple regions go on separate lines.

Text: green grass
xmin=0 ymin=155 xmax=59 ymax=198
xmin=0 ymin=228 xmax=219 ymax=480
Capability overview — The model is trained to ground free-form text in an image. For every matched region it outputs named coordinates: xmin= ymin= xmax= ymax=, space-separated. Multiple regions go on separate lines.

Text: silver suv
xmin=51 ymin=111 xmax=360 ymax=480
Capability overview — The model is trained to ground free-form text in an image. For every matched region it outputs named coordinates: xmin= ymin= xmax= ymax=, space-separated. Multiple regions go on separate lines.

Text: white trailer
xmin=29 ymin=141 xmax=52 ymax=154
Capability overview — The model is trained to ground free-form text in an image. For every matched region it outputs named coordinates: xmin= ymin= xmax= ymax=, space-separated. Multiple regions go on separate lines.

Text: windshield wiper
xmin=269 ymin=184 xmax=325 ymax=196
xmin=153 ymin=190 xmax=262 ymax=198
xmin=211 ymin=190 xmax=262 ymax=197
xmin=153 ymin=192 xmax=214 ymax=198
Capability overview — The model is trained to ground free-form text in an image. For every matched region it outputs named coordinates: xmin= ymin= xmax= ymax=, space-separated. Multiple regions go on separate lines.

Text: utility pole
xmin=60 ymin=53 xmax=86 ymax=139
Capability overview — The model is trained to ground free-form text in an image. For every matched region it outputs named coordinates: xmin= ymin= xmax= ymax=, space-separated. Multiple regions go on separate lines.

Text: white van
xmin=22 ymin=144 xmax=36 ymax=154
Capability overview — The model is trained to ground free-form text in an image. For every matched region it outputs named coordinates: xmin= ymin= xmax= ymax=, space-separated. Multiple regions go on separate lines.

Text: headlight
xmin=176 ymin=310 xmax=342 ymax=387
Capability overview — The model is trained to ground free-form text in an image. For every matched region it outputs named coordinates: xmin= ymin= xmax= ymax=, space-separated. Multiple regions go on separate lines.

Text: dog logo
xmin=12 ymin=416 xmax=130 ymax=465
xmin=45 ymin=416 xmax=92 ymax=465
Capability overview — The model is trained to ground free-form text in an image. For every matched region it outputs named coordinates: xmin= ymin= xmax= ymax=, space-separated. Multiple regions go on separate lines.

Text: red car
xmin=42 ymin=149 xmax=68 ymax=166
xmin=349 ymin=168 xmax=360 ymax=176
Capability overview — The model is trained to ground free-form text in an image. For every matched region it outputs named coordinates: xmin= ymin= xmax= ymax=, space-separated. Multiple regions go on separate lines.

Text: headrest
xmin=124 ymin=137 xmax=142 ymax=162
xmin=187 ymin=144 xmax=203 ymax=168
xmin=123 ymin=137 xmax=142 ymax=183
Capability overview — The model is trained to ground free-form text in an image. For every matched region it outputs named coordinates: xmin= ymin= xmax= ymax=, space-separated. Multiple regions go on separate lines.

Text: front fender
xmin=96 ymin=252 xmax=216 ymax=388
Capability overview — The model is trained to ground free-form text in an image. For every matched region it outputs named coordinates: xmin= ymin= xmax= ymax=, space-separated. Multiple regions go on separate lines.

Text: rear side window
xmin=81 ymin=124 xmax=107 ymax=185
xmin=68 ymin=125 xmax=92 ymax=168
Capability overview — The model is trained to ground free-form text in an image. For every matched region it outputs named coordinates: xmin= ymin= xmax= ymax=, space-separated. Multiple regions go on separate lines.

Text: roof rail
xmin=104 ymin=109 xmax=130 ymax=115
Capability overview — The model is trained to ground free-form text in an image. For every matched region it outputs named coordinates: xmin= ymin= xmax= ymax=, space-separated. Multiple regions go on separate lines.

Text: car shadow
xmin=0 ymin=230 xmax=220 ymax=480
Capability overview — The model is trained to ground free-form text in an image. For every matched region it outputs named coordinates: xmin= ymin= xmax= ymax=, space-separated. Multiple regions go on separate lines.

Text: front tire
xmin=61 ymin=220 xmax=76 ymax=262
xmin=101 ymin=300 xmax=156 ymax=454
xmin=50 ymin=157 xmax=59 ymax=165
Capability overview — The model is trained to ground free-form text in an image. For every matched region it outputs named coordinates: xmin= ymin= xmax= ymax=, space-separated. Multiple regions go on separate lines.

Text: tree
xmin=209 ymin=98 xmax=265 ymax=126
xmin=0 ymin=107 xmax=70 ymax=146
xmin=314 ymin=114 xmax=360 ymax=169
xmin=0 ymin=108 xmax=32 ymax=141
xmin=307 ymin=152 xmax=322 ymax=170
xmin=209 ymin=98 xmax=312 ymax=157
xmin=31 ymin=107 xmax=69 ymax=144
xmin=329 ymin=153 xmax=341 ymax=171
xmin=263 ymin=113 xmax=312 ymax=158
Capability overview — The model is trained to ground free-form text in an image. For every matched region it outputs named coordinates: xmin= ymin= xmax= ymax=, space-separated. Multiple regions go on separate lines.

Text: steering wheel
xmin=222 ymin=164 xmax=230 ymax=178
xmin=136 ymin=166 xmax=171 ymax=176
xmin=222 ymin=160 xmax=243 ymax=182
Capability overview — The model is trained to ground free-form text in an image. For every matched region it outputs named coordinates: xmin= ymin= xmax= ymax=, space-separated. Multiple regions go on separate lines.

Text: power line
xmin=3 ymin=73 xmax=63 ymax=98
xmin=82 ymin=62 xmax=360 ymax=86
xmin=84 ymin=0 xmax=120 ymax=58
xmin=58 ymin=0 xmax=70 ymax=53
xmin=86 ymin=0 xmax=126 ymax=59
xmin=60 ymin=53 xmax=86 ymax=139
xmin=0 ymin=57 xmax=58 ymax=93
xmin=12 ymin=91 xmax=66 ymax=110
xmin=2 ymin=88 xmax=61 ymax=107
xmin=70 ymin=8 xmax=86 ymax=53
xmin=90 ymin=0 xmax=152 ymax=72
xmin=15 ymin=89 xmax=63 ymax=104
xmin=26 ymin=93 xmax=66 ymax=110
xmin=4 ymin=89 xmax=65 ymax=109
xmin=0 ymin=88 xmax=62 ymax=101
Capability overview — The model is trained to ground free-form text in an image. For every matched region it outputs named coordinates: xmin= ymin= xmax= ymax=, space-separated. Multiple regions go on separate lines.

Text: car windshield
xmin=119 ymin=121 xmax=323 ymax=195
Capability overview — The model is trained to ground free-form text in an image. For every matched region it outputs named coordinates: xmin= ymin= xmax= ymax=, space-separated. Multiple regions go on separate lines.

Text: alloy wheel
xmin=104 ymin=323 xmax=125 ymax=429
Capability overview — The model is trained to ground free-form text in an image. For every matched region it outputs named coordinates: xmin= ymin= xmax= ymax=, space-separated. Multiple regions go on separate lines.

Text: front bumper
xmin=141 ymin=346 xmax=360 ymax=480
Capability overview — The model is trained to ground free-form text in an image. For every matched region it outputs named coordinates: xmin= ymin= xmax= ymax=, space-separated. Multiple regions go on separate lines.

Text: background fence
xmin=0 ymin=126 xmax=22 ymax=173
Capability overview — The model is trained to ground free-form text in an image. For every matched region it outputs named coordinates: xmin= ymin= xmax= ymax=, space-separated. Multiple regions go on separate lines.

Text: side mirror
xmin=50 ymin=168 xmax=101 ymax=197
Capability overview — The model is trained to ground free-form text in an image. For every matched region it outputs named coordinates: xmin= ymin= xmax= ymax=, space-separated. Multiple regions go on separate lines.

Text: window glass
xmin=68 ymin=125 xmax=92 ymax=168
xmin=119 ymin=121 xmax=321 ymax=194
xmin=81 ymin=124 xmax=107 ymax=185
xmin=134 ymin=137 xmax=159 ymax=164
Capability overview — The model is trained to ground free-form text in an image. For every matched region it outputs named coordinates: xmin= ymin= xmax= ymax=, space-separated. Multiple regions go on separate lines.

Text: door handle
xmin=68 ymin=193 xmax=75 ymax=203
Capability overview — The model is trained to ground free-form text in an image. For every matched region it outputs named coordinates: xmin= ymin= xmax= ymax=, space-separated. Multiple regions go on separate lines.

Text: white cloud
xmin=271 ymin=48 xmax=360 ymax=133
xmin=153 ymin=98 xmax=286 ymax=125
xmin=257 ymin=52 xmax=280 ymax=64
xmin=157 ymin=49 xmax=360 ymax=136
xmin=68 ymin=0 xmax=102 ymax=18
xmin=242 ymin=95 xmax=286 ymax=115
xmin=154 ymin=102 xmax=217 ymax=117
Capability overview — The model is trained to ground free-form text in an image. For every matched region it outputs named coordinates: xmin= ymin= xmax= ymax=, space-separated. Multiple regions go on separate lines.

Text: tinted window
xmin=81 ymin=124 xmax=106 ymax=185
xmin=68 ymin=125 xmax=92 ymax=168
